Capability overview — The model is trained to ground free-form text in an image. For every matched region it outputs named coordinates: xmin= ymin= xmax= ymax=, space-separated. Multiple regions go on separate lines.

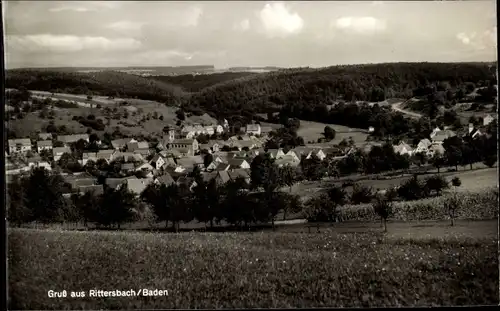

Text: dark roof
xmin=156 ymin=173 xmax=175 ymax=186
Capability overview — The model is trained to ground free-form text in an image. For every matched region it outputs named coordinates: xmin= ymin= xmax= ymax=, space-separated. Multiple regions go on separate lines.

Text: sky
xmin=3 ymin=1 xmax=498 ymax=69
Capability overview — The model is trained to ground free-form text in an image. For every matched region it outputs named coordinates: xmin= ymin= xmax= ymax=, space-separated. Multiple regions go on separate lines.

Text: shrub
xmin=350 ymin=184 xmax=374 ymax=204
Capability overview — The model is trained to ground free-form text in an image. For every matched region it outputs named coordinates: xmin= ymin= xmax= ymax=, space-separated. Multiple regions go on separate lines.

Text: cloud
xmin=106 ymin=21 xmax=144 ymax=34
xmin=183 ymin=6 xmax=203 ymax=27
xmin=48 ymin=1 xmax=120 ymax=13
xmin=234 ymin=19 xmax=250 ymax=31
xmin=7 ymin=34 xmax=142 ymax=53
xmin=456 ymin=27 xmax=496 ymax=50
xmin=259 ymin=2 xmax=304 ymax=37
xmin=333 ymin=16 xmax=387 ymax=34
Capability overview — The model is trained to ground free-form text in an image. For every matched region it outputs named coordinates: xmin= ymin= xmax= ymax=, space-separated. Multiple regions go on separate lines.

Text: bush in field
xmin=451 ymin=176 xmax=462 ymax=190
xmin=397 ymin=175 xmax=427 ymax=201
xmin=483 ymin=155 xmax=497 ymax=168
xmin=444 ymin=193 xmax=461 ymax=226
xmin=373 ymin=194 xmax=393 ymax=232
xmin=304 ymin=194 xmax=337 ymax=223
xmin=350 ymin=183 xmax=374 ymax=204
xmin=424 ymin=175 xmax=449 ymax=196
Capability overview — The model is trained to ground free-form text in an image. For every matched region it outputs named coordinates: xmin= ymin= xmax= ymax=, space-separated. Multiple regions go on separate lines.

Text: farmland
xmin=297 ymin=120 xmax=369 ymax=145
xmin=8 ymin=222 xmax=498 ymax=309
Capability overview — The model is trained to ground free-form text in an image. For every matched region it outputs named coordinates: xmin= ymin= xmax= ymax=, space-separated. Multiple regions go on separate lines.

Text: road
xmin=391 ymin=100 xmax=422 ymax=119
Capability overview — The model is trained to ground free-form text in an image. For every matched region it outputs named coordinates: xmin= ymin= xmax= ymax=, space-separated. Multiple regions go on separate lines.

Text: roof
xmin=114 ymin=152 xmax=143 ymax=162
xmin=429 ymin=144 xmax=445 ymax=153
xmin=38 ymin=133 xmax=53 ymax=140
xmin=176 ymin=156 xmax=204 ymax=168
xmin=96 ymin=149 xmax=115 ymax=159
xmin=121 ymin=163 xmax=135 ymax=170
xmin=201 ymin=172 xmax=217 ymax=183
xmin=126 ymin=178 xmax=154 ymax=194
xmin=246 ymin=124 xmax=261 ymax=131
xmin=151 ymin=154 xmax=163 ymax=163
xmin=156 ymin=173 xmax=175 ymax=186
xmin=9 ymin=138 xmax=31 ymax=147
xmin=228 ymin=169 xmax=250 ymax=181
xmin=134 ymin=149 xmax=150 ymax=155
xmin=177 ymin=176 xmax=196 ymax=187
xmin=432 ymin=130 xmax=456 ymax=142
xmin=275 ymin=155 xmax=301 ymax=167
xmin=228 ymin=158 xmax=249 ymax=167
xmin=418 ymin=138 xmax=432 ymax=148
xmin=77 ymin=185 xmax=104 ymax=195
xmin=111 ymin=138 xmax=132 ymax=149
xmin=37 ymin=140 xmax=53 ymax=147
xmin=105 ymin=177 xmax=137 ymax=189
xmin=216 ymin=171 xmax=231 ymax=184
xmin=137 ymin=141 xmax=149 ymax=149
xmin=53 ymin=147 xmax=71 ymax=155
xmin=171 ymin=139 xmax=196 ymax=145
xmin=216 ymin=163 xmax=231 ymax=171
xmin=82 ymin=152 xmax=97 ymax=159
xmin=57 ymin=134 xmax=89 ymax=143
xmin=260 ymin=126 xmax=273 ymax=133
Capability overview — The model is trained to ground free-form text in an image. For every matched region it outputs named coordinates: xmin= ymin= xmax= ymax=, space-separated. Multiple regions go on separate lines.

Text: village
xmin=6 ymin=111 xmax=496 ymax=200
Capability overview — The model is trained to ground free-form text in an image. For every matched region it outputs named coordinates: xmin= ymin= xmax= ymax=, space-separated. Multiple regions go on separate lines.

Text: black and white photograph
xmin=4 ymin=0 xmax=498 ymax=309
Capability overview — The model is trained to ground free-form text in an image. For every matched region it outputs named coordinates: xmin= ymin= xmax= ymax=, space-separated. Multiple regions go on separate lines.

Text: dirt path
xmin=391 ymin=100 xmax=422 ymax=118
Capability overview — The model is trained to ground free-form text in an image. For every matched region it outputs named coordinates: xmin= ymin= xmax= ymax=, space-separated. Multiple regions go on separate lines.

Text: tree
xmin=324 ymin=126 xmax=336 ymax=141
xmin=279 ymin=166 xmax=297 ymax=193
xmin=483 ymin=155 xmax=497 ymax=168
xmin=327 ymin=185 xmax=346 ymax=222
xmin=398 ymin=175 xmax=426 ymax=201
xmin=443 ymin=136 xmax=464 ymax=171
xmin=424 ymin=175 xmax=449 ymax=196
xmin=350 ymin=184 xmax=374 ymax=204
xmin=430 ymin=154 xmax=445 ymax=174
xmin=304 ymin=194 xmax=336 ymax=232
xmin=444 ymin=193 xmax=460 ymax=226
xmin=6 ymin=175 xmax=31 ymax=226
xmin=451 ymin=176 xmax=461 ymax=190
xmin=75 ymin=191 xmax=101 ymax=227
xmin=373 ymin=194 xmax=393 ymax=233
xmin=203 ymin=153 xmax=214 ymax=168
xmin=176 ymin=109 xmax=186 ymax=121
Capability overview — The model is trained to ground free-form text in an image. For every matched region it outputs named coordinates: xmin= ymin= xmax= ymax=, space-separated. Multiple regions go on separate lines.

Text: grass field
xmin=296 ymin=120 xmax=369 ymax=145
xmin=8 ymin=221 xmax=498 ymax=309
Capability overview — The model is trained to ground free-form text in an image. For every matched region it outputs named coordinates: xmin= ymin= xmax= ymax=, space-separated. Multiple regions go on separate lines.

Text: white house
xmin=53 ymin=147 xmax=72 ymax=161
xmin=368 ymin=126 xmax=375 ymax=133
xmin=267 ymin=148 xmax=286 ymax=159
xmin=245 ymin=124 xmax=261 ymax=136
xmin=393 ymin=142 xmax=413 ymax=156
xmin=414 ymin=138 xmax=432 ymax=154
xmin=150 ymin=154 xmax=166 ymax=169
xmin=37 ymin=140 xmax=53 ymax=153
xmin=8 ymin=138 xmax=32 ymax=154
xmin=430 ymin=127 xmax=442 ymax=139
xmin=427 ymin=144 xmax=445 ymax=157
xmin=483 ymin=114 xmax=495 ymax=126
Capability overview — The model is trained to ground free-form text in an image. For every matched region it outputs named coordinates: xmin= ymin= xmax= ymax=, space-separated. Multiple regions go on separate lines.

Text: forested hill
xmin=5 ymin=70 xmax=185 ymax=104
xmin=149 ymin=71 xmax=259 ymax=92
xmin=183 ymin=62 xmax=497 ymax=118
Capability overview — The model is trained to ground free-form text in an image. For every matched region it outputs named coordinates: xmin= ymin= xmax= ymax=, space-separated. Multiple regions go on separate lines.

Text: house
xmin=214 ymin=124 xmax=224 ymax=134
xmin=121 ymin=163 xmax=136 ymax=172
xmin=63 ymin=174 xmax=97 ymax=189
xmin=76 ymin=185 xmax=104 ymax=196
xmin=292 ymin=147 xmax=326 ymax=161
xmin=180 ymin=125 xmax=197 ymax=139
xmin=483 ymin=114 xmax=495 ymax=126
xmin=414 ymin=139 xmax=432 ymax=154
xmin=432 ymin=130 xmax=456 ymax=144
xmin=134 ymin=149 xmax=151 ymax=157
xmin=430 ymin=127 xmax=442 ymax=139
xmin=125 ymin=178 xmax=154 ymax=196
xmin=267 ymin=148 xmax=286 ymax=159
xmin=135 ymin=162 xmax=154 ymax=172
xmin=111 ymin=138 xmax=135 ymax=150
xmin=167 ymin=139 xmax=199 ymax=156
xmin=200 ymin=141 xmax=221 ymax=153
xmin=223 ymin=119 xmax=229 ymax=129
xmin=359 ymin=142 xmax=383 ymax=154
xmin=114 ymin=152 xmax=144 ymax=163
xmin=204 ymin=126 xmax=215 ymax=136
xmin=127 ymin=141 xmax=149 ymax=152
xmin=105 ymin=176 xmax=137 ymax=190
xmin=228 ymin=169 xmax=251 ymax=184
xmin=205 ymin=161 xmax=220 ymax=171
xmin=26 ymin=155 xmax=52 ymax=171
xmin=215 ymin=163 xmax=231 ymax=171
xmin=467 ymin=124 xmax=484 ymax=139
xmin=53 ymin=147 xmax=72 ymax=161
xmin=96 ymin=149 xmax=116 ymax=163
xmin=80 ymin=152 xmax=98 ymax=166
xmin=176 ymin=155 xmax=204 ymax=170
xmin=161 ymin=156 xmax=177 ymax=168
xmin=151 ymin=154 xmax=166 ymax=169
xmin=260 ymin=126 xmax=273 ymax=135
xmin=285 ymin=150 xmax=301 ymax=162
xmin=57 ymin=134 xmax=89 ymax=146
xmin=393 ymin=142 xmax=413 ymax=156
xmin=368 ymin=126 xmax=375 ymax=133
xmin=245 ymin=124 xmax=261 ymax=136
xmin=228 ymin=159 xmax=250 ymax=170
xmin=214 ymin=171 xmax=231 ymax=185
xmin=37 ymin=140 xmax=53 ymax=153
xmin=8 ymin=138 xmax=32 ymax=154
xmin=154 ymin=172 xmax=175 ymax=186
xmin=160 ymin=149 xmax=182 ymax=159
xmin=38 ymin=132 xmax=53 ymax=140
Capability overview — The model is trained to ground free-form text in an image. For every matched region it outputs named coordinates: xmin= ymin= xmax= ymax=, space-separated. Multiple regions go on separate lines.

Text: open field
xmin=8 ymin=222 xmax=498 ymax=309
xmin=296 ymin=120 xmax=369 ymax=145
xmin=291 ymin=166 xmax=497 ymax=199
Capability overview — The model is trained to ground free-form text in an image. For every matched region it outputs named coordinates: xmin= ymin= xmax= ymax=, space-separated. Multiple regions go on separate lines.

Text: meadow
xmin=296 ymin=120 xmax=369 ymax=145
xmin=8 ymin=224 xmax=498 ymax=309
